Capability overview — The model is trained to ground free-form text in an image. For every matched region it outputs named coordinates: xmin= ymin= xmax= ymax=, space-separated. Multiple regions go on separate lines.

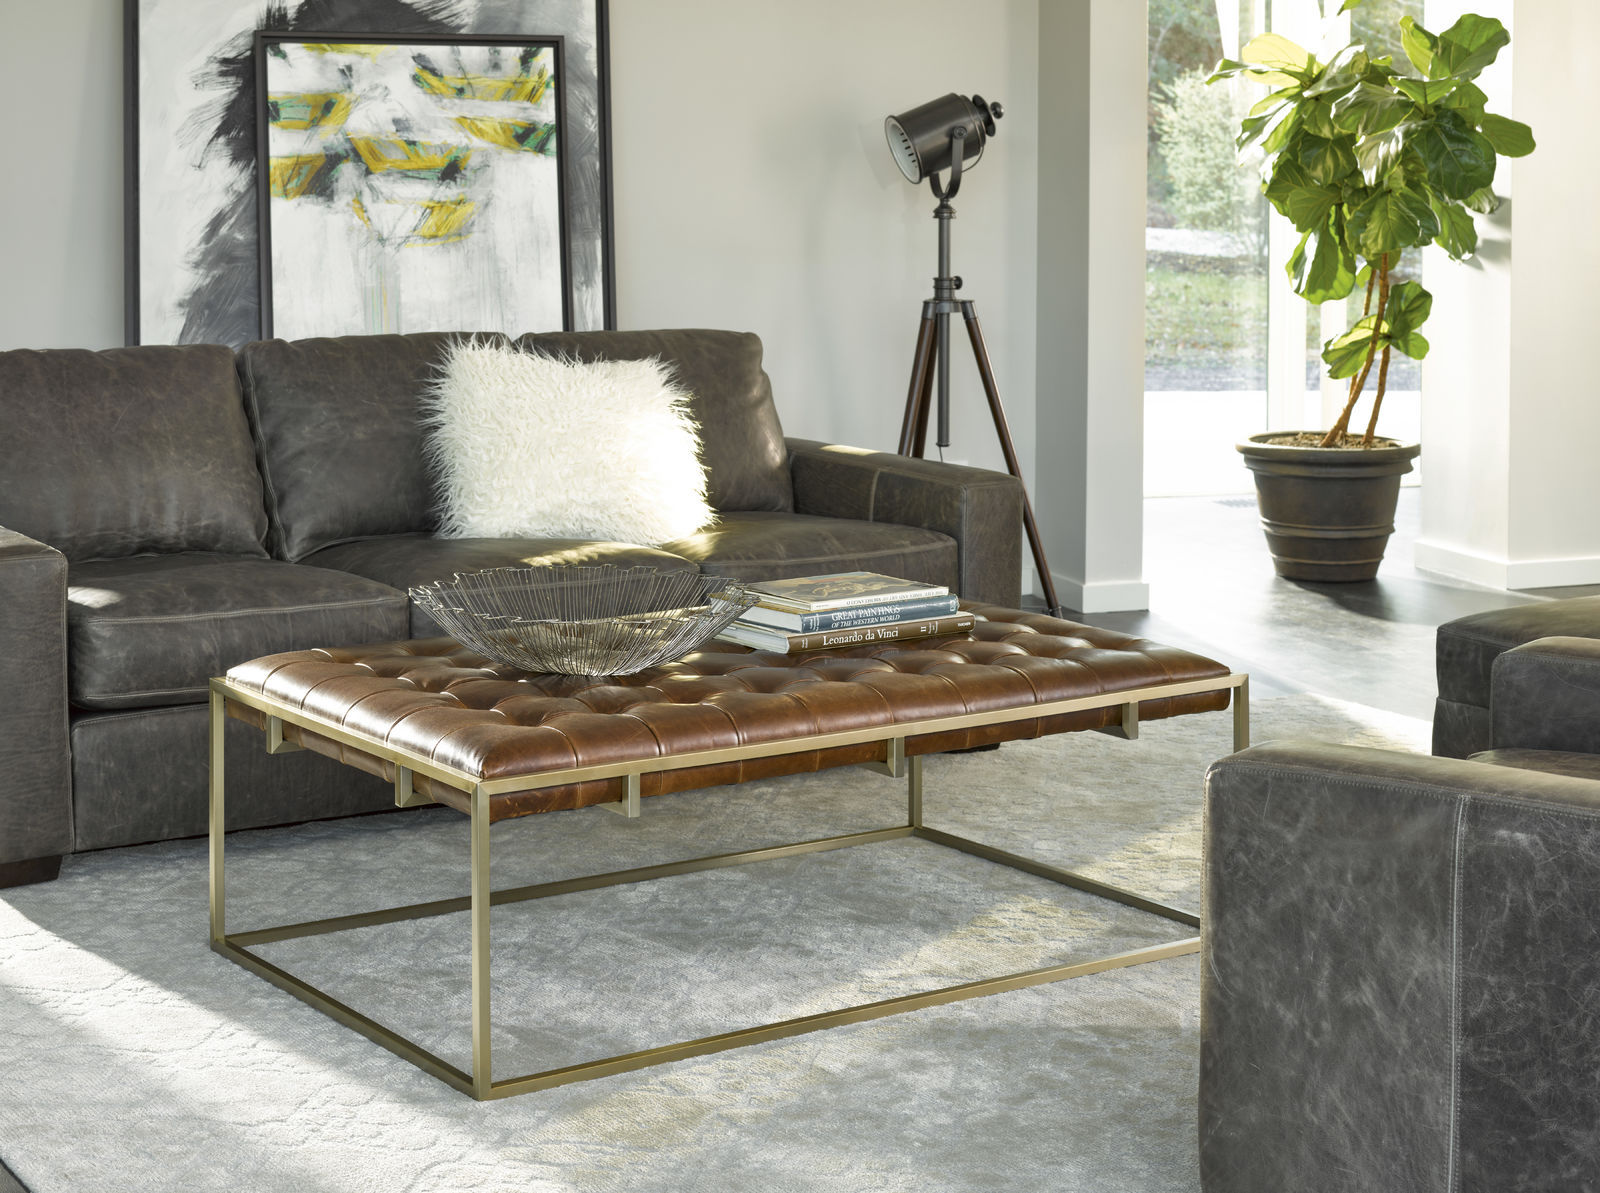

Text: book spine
xmin=756 ymin=585 xmax=949 ymax=614
xmin=769 ymin=613 xmax=975 ymax=653
xmin=744 ymin=595 xmax=961 ymax=632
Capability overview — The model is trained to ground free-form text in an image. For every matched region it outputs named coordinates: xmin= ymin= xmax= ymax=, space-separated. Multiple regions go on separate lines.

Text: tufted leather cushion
xmin=238 ymin=332 xmax=506 ymax=560
xmin=68 ymin=554 xmax=409 ymax=710
xmin=300 ymin=534 xmax=698 ymax=636
xmin=225 ymin=605 xmax=1231 ymax=819
xmin=658 ymin=511 xmax=956 ymax=588
xmin=515 ymin=329 xmax=793 ymax=513
xmin=0 ymin=345 xmax=268 ymax=561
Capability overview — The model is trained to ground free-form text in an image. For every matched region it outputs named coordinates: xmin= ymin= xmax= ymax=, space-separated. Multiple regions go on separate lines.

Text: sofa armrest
xmin=1203 ymin=742 xmax=1600 ymax=1192
xmin=1491 ymin=636 xmax=1600 ymax=754
xmin=785 ymin=438 xmax=1023 ymax=606
xmin=0 ymin=527 xmax=72 ymax=872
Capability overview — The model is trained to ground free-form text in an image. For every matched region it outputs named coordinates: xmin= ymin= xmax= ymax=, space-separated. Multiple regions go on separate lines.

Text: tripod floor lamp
xmin=884 ymin=93 xmax=1062 ymax=616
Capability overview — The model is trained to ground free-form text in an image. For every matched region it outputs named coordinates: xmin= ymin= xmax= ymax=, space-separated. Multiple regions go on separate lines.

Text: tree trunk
xmin=1320 ymin=254 xmax=1390 ymax=448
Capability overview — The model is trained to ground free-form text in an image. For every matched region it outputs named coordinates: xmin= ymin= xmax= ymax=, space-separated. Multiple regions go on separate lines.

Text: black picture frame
xmin=253 ymin=31 xmax=572 ymax=339
xmin=123 ymin=0 xmax=614 ymax=345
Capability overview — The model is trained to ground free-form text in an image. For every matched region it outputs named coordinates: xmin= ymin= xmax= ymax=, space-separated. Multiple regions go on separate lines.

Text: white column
xmin=1416 ymin=0 xmax=1600 ymax=589
xmin=1034 ymin=0 xmax=1149 ymax=613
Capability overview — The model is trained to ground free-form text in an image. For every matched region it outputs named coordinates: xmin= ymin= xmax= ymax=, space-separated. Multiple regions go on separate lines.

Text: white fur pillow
xmin=422 ymin=340 xmax=714 ymax=545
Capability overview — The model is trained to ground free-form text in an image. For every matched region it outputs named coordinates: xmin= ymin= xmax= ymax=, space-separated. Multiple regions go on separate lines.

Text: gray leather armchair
xmin=1201 ymin=636 xmax=1600 ymax=1191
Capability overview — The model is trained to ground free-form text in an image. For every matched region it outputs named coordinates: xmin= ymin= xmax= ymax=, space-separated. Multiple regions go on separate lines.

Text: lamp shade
xmin=883 ymin=93 xmax=1001 ymax=184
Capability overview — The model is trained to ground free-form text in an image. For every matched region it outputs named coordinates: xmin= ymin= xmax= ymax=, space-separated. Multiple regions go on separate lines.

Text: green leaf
xmin=1323 ymin=322 xmax=1377 ymax=379
xmin=1480 ymin=112 xmax=1536 ymax=157
xmin=1431 ymin=14 xmax=1510 ymax=80
xmin=1338 ymin=0 xmax=1366 ymax=12
xmin=1392 ymin=77 xmax=1458 ymax=107
xmin=1264 ymin=158 xmax=1340 ymax=231
xmin=1398 ymin=16 xmax=1437 ymax=77
xmin=1412 ymin=109 xmax=1496 ymax=199
xmin=1347 ymin=185 xmax=1440 ymax=256
xmin=1240 ymin=33 xmax=1313 ymax=74
xmin=1392 ymin=329 xmax=1429 ymax=360
xmin=1382 ymin=280 xmax=1433 ymax=341
xmin=1287 ymin=212 xmax=1358 ymax=304
xmin=1209 ymin=59 xmax=1302 ymax=88
xmin=1304 ymin=45 xmax=1369 ymax=98
xmin=1429 ymin=195 xmax=1479 ymax=259
xmin=1441 ymin=80 xmax=1488 ymax=116
xmin=1355 ymin=123 xmax=1412 ymax=187
xmin=1300 ymin=134 xmax=1359 ymax=186
xmin=1300 ymin=97 xmax=1340 ymax=139
xmin=1331 ymin=82 xmax=1414 ymax=136
xmin=1248 ymin=88 xmax=1298 ymax=118
xmin=1464 ymin=185 xmax=1501 ymax=214
xmin=1259 ymin=103 xmax=1304 ymax=155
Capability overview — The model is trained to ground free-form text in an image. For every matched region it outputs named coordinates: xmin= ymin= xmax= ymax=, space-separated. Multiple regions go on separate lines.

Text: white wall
xmin=1418 ymin=0 xmax=1600 ymax=590
xmin=1033 ymin=0 xmax=1149 ymax=613
xmin=608 ymin=0 xmax=1040 ymax=476
xmin=0 ymin=0 xmax=123 ymax=349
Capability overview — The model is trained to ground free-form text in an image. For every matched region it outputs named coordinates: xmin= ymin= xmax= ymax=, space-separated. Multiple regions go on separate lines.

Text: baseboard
xmin=1046 ymin=574 xmax=1150 ymax=615
xmin=1414 ymin=540 xmax=1600 ymax=592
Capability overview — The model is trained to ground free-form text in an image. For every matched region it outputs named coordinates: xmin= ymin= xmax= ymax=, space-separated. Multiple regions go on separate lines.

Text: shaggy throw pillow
xmin=422 ymin=340 xmax=714 ymax=545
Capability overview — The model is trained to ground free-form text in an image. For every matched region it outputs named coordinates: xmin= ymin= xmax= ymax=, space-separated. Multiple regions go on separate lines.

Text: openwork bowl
xmin=409 ymin=565 xmax=756 ymax=676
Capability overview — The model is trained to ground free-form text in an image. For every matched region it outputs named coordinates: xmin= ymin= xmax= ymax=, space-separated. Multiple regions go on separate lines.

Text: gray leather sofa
xmin=0 ymin=329 xmax=1024 ymax=886
xmin=1201 ymin=635 xmax=1600 ymax=1191
xmin=1434 ymin=594 xmax=1600 ymax=757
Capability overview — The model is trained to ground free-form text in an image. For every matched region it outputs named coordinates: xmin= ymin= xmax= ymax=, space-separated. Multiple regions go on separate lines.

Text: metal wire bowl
xmin=409 ymin=565 xmax=756 ymax=676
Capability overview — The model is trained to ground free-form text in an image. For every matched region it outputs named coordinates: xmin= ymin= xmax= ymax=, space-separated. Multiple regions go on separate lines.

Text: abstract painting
xmin=126 ymin=0 xmax=612 ymax=346
xmin=257 ymin=34 xmax=567 ymax=338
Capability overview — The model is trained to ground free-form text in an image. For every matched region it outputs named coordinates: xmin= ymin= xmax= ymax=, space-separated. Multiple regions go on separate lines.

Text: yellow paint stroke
xmin=413 ymin=60 xmax=550 ymax=104
xmin=351 ymin=194 xmax=371 ymax=229
xmin=301 ymin=43 xmax=388 ymax=58
xmin=348 ymin=135 xmax=472 ymax=175
xmin=269 ymin=153 xmax=335 ymax=199
xmin=453 ymin=116 xmax=555 ymax=154
xmin=265 ymin=90 xmax=353 ymax=131
xmin=411 ymin=196 xmax=478 ymax=242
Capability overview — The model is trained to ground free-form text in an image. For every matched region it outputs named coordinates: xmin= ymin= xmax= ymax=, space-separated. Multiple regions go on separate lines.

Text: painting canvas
xmin=127 ymin=0 xmax=612 ymax=346
xmin=257 ymin=34 xmax=567 ymax=339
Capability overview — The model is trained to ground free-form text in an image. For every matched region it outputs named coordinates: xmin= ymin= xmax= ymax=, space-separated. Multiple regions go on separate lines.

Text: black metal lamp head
xmin=884 ymin=93 xmax=1003 ymax=187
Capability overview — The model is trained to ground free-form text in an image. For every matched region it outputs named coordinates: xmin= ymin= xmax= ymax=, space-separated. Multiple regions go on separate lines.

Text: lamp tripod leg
xmin=960 ymin=302 xmax=1064 ymax=617
xmin=899 ymin=304 xmax=939 ymax=458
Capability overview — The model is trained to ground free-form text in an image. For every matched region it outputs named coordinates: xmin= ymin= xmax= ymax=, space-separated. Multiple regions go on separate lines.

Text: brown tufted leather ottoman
xmin=207 ymin=604 xmax=1247 ymax=1099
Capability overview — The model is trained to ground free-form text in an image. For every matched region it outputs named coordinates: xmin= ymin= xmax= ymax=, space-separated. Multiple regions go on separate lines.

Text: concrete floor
xmin=1072 ymin=489 xmax=1600 ymax=722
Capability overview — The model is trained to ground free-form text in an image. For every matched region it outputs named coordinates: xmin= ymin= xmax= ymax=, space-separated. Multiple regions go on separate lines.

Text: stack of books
xmin=717 ymin=571 xmax=975 ymax=654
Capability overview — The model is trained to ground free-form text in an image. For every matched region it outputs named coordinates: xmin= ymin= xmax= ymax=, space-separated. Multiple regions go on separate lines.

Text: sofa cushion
xmin=659 ymin=511 xmax=957 ymax=588
xmin=239 ymin=332 xmax=507 ymax=560
xmin=1437 ymin=596 xmax=1600 ymax=711
xmin=67 ymin=554 xmax=409 ymax=710
xmin=1469 ymin=748 xmax=1600 ymax=783
xmin=515 ymin=330 xmax=793 ymax=513
xmin=0 ymin=345 xmax=268 ymax=561
xmin=300 ymin=535 xmax=698 ymax=637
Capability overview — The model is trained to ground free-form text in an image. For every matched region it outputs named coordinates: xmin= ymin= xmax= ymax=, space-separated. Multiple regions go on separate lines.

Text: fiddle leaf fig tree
xmin=1208 ymin=8 xmax=1533 ymax=447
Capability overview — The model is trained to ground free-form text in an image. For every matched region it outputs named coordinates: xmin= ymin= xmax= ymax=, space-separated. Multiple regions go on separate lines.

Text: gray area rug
xmin=0 ymin=694 xmax=1427 ymax=1193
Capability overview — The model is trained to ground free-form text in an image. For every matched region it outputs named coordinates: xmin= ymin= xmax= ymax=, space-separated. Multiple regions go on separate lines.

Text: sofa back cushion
xmin=0 ymin=345 xmax=268 ymax=561
xmin=515 ymin=329 xmax=793 ymax=514
xmin=239 ymin=332 xmax=505 ymax=560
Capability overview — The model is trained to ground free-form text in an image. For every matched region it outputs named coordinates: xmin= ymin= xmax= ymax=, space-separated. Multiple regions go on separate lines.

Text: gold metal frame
xmin=209 ymin=671 xmax=1249 ymax=1101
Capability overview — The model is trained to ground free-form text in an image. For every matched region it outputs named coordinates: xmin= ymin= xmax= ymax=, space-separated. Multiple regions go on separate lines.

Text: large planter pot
xmin=1236 ymin=433 xmax=1421 ymax=582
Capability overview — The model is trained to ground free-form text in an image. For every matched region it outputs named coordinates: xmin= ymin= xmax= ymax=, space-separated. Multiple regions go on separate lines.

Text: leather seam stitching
xmin=1216 ymin=759 xmax=1600 ymax=822
xmin=1448 ymin=799 xmax=1465 ymax=1193
xmin=79 ymin=597 xmax=405 ymax=626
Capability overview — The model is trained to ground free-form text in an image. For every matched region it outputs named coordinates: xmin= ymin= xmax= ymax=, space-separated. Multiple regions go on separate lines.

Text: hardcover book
xmin=716 ymin=613 xmax=976 ymax=654
xmin=739 ymin=594 xmax=961 ymax=633
xmin=747 ymin=572 xmax=949 ymax=613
